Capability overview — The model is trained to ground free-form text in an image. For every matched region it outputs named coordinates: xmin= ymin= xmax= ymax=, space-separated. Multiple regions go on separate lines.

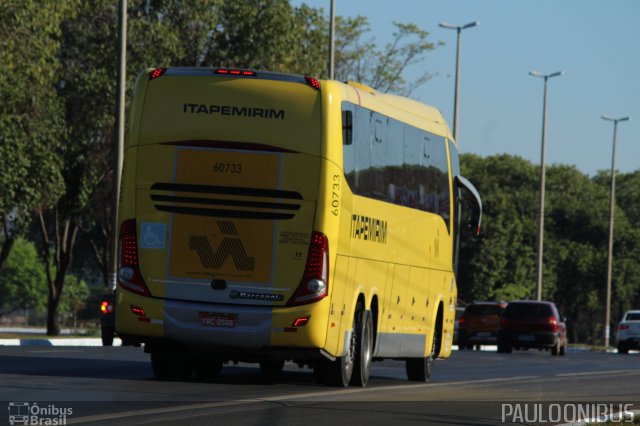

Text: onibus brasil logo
xmin=8 ymin=402 xmax=73 ymax=425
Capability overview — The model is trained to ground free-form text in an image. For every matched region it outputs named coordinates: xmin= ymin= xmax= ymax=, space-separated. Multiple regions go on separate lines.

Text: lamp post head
xmin=439 ymin=21 xmax=479 ymax=31
xmin=602 ymin=115 xmax=631 ymax=123
xmin=439 ymin=22 xmax=457 ymax=30
xmin=529 ymin=70 xmax=564 ymax=80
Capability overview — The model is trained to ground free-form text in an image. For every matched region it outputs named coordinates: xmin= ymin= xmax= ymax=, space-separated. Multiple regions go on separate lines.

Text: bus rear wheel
xmin=151 ymin=350 xmax=194 ymax=380
xmin=194 ymin=356 xmax=223 ymax=381
xmin=350 ymin=307 xmax=373 ymax=387
xmin=259 ymin=359 xmax=285 ymax=382
xmin=406 ymin=326 xmax=438 ymax=382
xmin=316 ymin=303 xmax=366 ymax=387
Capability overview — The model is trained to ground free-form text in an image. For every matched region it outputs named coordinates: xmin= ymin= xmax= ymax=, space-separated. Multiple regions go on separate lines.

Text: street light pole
xmin=529 ymin=70 xmax=563 ymax=301
xmin=439 ymin=21 xmax=478 ymax=145
xmin=109 ymin=0 xmax=127 ymax=293
xmin=601 ymin=114 xmax=631 ymax=348
xmin=328 ymin=0 xmax=335 ymax=80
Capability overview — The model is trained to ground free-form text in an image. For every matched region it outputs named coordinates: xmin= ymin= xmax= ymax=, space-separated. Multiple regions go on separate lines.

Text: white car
xmin=616 ymin=310 xmax=640 ymax=354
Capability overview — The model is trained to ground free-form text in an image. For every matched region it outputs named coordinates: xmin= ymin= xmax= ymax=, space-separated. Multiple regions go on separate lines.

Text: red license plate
xmin=199 ymin=312 xmax=237 ymax=328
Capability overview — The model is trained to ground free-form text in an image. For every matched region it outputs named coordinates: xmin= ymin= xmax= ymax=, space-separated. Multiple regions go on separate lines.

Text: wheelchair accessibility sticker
xmin=140 ymin=222 xmax=166 ymax=249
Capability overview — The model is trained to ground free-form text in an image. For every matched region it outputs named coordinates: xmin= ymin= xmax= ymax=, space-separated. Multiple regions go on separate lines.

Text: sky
xmin=291 ymin=0 xmax=639 ymax=176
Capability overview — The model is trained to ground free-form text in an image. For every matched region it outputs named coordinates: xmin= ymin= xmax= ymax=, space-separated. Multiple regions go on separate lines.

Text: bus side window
xmin=342 ymin=110 xmax=353 ymax=145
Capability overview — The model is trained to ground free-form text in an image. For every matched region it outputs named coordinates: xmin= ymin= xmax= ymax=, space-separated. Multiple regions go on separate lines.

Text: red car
xmin=457 ymin=301 xmax=506 ymax=349
xmin=498 ymin=301 xmax=567 ymax=356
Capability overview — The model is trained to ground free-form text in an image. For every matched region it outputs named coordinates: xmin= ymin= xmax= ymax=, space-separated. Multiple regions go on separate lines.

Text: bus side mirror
xmin=342 ymin=110 xmax=353 ymax=145
xmin=455 ymin=175 xmax=482 ymax=238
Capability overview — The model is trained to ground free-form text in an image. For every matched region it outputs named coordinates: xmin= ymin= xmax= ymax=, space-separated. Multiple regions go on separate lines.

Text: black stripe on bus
xmin=161 ymin=140 xmax=298 ymax=153
xmin=151 ymin=183 xmax=303 ymax=200
xmin=150 ymin=194 xmax=301 ymax=211
xmin=154 ymin=205 xmax=295 ymax=220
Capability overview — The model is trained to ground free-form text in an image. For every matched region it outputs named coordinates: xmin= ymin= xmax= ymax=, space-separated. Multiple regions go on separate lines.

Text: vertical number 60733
xmin=331 ymin=174 xmax=340 ymax=216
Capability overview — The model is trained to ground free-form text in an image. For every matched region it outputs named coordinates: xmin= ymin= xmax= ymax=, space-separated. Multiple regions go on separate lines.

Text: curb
xmin=0 ymin=338 xmax=121 ymax=347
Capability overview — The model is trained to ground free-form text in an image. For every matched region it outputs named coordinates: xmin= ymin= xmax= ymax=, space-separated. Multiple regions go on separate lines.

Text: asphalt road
xmin=1 ymin=346 xmax=638 ymax=425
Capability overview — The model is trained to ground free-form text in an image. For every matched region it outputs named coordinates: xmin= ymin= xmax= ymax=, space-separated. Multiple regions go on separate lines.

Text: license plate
xmin=476 ymin=332 xmax=491 ymax=338
xmin=199 ymin=312 xmax=237 ymax=328
xmin=518 ymin=334 xmax=535 ymax=342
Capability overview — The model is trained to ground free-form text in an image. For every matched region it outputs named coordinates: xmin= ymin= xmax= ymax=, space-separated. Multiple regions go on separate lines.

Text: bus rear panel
xmin=117 ymin=69 xmax=332 ymax=357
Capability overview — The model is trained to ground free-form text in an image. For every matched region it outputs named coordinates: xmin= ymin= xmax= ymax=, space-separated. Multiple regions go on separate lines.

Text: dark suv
xmin=498 ymin=301 xmax=567 ymax=356
xmin=458 ymin=302 xmax=506 ymax=349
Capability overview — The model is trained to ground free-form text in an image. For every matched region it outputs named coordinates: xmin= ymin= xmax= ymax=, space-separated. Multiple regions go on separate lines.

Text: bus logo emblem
xmin=189 ymin=221 xmax=255 ymax=271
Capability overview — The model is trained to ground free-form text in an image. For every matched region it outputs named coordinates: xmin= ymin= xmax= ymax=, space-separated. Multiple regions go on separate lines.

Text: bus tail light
xmin=305 ymin=76 xmax=321 ymax=90
xmin=149 ymin=67 xmax=167 ymax=80
xmin=287 ymin=232 xmax=329 ymax=306
xmin=118 ymin=219 xmax=151 ymax=297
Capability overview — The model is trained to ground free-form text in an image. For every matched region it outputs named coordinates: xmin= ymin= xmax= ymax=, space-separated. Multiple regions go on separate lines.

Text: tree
xmin=0 ymin=237 xmax=48 ymax=318
xmin=594 ymin=170 xmax=640 ymax=332
xmin=208 ymin=0 xmax=327 ymax=74
xmin=0 ymin=0 xmax=67 ymax=272
xmin=458 ymin=154 xmax=538 ymax=301
xmin=458 ymin=154 xmax=640 ymax=344
xmin=58 ymin=275 xmax=89 ymax=329
xmin=334 ymin=17 xmax=442 ymax=95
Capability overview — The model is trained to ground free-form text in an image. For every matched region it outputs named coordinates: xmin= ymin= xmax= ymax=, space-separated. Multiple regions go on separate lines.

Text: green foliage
xmin=335 ymin=17 xmax=441 ymax=95
xmin=459 ymin=154 xmax=640 ymax=343
xmin=0 ymin=1 xmax=67 ymax=259
xmin=58 ymin=274 xmax=89 ymax=327
xmin=0 ymin=238 xmax=47 ymax=313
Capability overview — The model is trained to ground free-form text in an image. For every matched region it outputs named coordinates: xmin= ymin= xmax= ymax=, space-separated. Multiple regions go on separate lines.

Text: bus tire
xmin=406 ymin=330 xmax=437 ymax=382
xmin=101 ymin=327 xmax=114 ymax=346
xmin=259 ymin=359 xmax=285 ymax=382
xmin=151 ymin=350 xmax=193 ymax=380
xmin=350 ymin=308 xmax=373 ymax=387
xmin=316 ymin=306 xmax=360 ymax=387
xmin=193 ymin=356 xmax=223 ymax=381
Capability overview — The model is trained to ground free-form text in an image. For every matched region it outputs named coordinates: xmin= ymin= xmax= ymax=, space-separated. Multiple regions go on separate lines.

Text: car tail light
xmin=458 ymin=316 xmax=466 ymax=325
xmin=118 ymin=219 xmax=151 ymax=297
xmin=547 ymin=316 xmax=559 ymax=332
xmin=149 ymin=67 xmax=167 ymax=80
xmin=618 ymin=324 xmax=630 ymax=331
xmin=100 ymin=300 xmax=113 ymax=314
xmin=287 ymin=232 xmax=329 ymax=306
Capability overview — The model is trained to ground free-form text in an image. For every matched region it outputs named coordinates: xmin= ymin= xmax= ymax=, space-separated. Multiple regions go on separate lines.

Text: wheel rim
xmin=345 ymin=324 xmax=357 ymax=376
xmin=361 ymin=313 xmax=373 ymax=380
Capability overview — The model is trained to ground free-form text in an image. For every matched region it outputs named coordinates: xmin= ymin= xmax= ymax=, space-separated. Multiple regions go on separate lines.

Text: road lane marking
xmin=67 ymin=375 xmax=541 ymax=424
xmin=556 ymin=369 xmax=639 ymax=377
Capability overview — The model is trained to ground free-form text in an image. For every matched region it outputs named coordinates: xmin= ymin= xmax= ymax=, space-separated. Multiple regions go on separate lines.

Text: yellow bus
xmin=116 ymin=67 xmax=482 ymax=387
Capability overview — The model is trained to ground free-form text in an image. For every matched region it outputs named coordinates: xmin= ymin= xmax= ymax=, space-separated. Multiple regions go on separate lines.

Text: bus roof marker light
xmin=215 ymin=68 xmax=256 ymax=77
xmin=149 ymin=68 xmax=167 ymax=80
xmin=305 ymin=76 xmax=321 ymax=90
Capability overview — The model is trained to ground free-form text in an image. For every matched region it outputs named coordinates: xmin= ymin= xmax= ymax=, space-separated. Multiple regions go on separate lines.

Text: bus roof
xmin=343 ymin=80 xmax=453 ymax=142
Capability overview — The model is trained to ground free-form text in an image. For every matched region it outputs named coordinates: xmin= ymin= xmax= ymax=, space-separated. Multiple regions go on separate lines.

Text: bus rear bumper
xmin=117 ymin=291 xmax=330 ymax=354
